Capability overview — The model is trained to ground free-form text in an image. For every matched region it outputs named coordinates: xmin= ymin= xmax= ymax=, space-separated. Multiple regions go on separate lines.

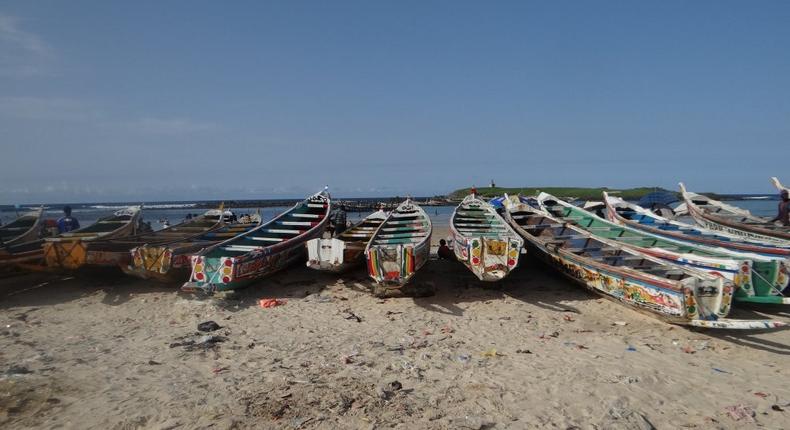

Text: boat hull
xmin=605 ymin=203 xmax=790 ymax=258
xmin=687 ymin=204 xmax=790 ymax=245
xmin=184 ymin=243 xmax=308 ymax=292
xmin=502 ymin=196 xmax=785 ymax=329
xmin=183 ymin=191 xmax=331 ymax=292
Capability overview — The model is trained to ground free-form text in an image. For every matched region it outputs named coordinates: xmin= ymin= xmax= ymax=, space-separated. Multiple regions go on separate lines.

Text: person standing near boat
xmin=57 ymin=206 xmax=80 ymax=233
xmin=770 ymin=189 xmax=790 ymax=226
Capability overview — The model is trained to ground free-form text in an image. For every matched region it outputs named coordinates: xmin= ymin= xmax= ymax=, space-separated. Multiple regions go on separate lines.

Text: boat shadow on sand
xmin=406 ymin=255 xmax=592 ymax=317
xmin=0 ymin=268 xmax=177 ymax=309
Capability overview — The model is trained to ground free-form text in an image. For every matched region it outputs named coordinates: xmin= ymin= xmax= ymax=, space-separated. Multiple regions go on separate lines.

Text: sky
xmin=1 ymin=1 xmax=789 ymax=204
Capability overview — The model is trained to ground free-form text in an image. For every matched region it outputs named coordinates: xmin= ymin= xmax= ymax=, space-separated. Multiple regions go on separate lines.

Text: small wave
xmin=90 ymin=203 xmax=198 ymax=209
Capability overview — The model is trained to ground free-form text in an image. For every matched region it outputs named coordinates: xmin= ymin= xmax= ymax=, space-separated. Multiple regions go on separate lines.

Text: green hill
xmin=449 ymin=186 xmax=674 ymax=200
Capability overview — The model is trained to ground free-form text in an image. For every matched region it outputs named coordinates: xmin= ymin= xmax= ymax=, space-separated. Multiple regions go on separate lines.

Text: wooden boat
xmin=182 ymin=190 xmax=330 ymax=292
xmin=538 ymin=193 xmax=789 ymax=305
xmin=366 ymin=200 xmax=431 ymax=286
xmin=450 ymin=193 xmax=524 ymax=281
xmin=681 ymin=183 xmax=790 ymax=244
xmin=306 ymin=210 xmax=387 ymax=272
xmin=604 ymin=193 xmax=790 ymax=258
xmin=502 ymin=195 xmax=785 ymax=329
xmin=124 ymin=212 xmax=261 ymax=282
xmin=0 ymin=239 xmax=48 ymax=268
xmin=42 ymin=207 xmax=143 ymax=269
xmin=0 ymin=207 xmax=44 ymax=247
xmin=43 ymin=207 xmax=238 ymax=271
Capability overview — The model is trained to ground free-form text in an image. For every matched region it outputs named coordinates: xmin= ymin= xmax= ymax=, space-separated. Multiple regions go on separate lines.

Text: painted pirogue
xmin=681 ymin=183 xmax=790 ymax=244
xmin=450 ymin=193 xmax=524 ymax=281
xmin=502 ymin=195 xmax=785 ymax=330
xmin=0 ymin=207 xmax=44 ymax=247
xmin=538 ymin=193 xmax=789 ymax=306
xmin=124 ymin=213 xmax=261 ymax=282
xmin=43 ymin=207 xmax=229 ymax=271
xmin=182 ymin=190 xmax=331 ymax=292
xmin=604 ymin=192 xmax=790 ymax=258
xmin=366 ymin=199 xmax=432 ymax=286
xmin=306 ymin=210 xmax=387 ymax=272
xmin=37 ymin=207 xmax=142 ymax=270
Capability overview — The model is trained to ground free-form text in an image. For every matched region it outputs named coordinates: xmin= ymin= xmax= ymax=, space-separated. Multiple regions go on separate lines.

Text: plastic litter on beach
xmin=723 ymin=404 xmax=755 ymax=422
xmin=197 ymin=321 xmax=221 ymax=332
xmin=626 ymin=346 xmax=637 ymax=352
xmin=259 ymin=298 xmax=286 ymax=308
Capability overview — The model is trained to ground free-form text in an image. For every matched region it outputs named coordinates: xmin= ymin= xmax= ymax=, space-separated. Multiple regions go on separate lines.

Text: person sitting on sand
xmin=438 ymin=239 xmax=454 ymax=260
xmin=57 ymin=206 xmax=80 ymax=233
xmin=770 ymin=189 xmax=790 ymax=226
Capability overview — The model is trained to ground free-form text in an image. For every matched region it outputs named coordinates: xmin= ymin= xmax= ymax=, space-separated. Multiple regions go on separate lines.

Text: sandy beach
xmin=1 ymin=226 xmax=789 ymax=429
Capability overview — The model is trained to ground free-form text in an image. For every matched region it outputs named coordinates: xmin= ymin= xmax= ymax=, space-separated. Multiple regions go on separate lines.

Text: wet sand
xmin=1 ymin=225 xmax=789 ymax=429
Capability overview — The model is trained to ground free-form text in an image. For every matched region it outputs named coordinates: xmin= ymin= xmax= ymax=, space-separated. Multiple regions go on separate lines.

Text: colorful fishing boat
xmin=38 ymin=207 xmax=143 ymax=270
xmin=604 ymin=193 xmax=790 ymax=258
xmin=124 ymin=212 xmax=261 ymax=282
xmin=42 ymin=207 xmax=235 ymax=271
xmin=0 ymin=207 xmax=44 ymax=247
xmin=182 ymin=190 xmax=330 ymax=292
xmin=681 ymin=183 xmax=790 ymax=244
xmin=306 ymin=210 xmax=387 ymax=272
xmin=538 ymin=193 xmax=789 ymax=305
xmin=502 ymin=195 xmax=785 ymax=329
xmin=450 ymin=193 xmax=524 ymax=281
xmin=366 ymin=200 xmax=431 ymax=286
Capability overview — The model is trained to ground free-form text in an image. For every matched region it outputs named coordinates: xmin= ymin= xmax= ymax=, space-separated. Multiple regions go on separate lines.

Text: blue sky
xmin=1 ymin=1 xmax=789 ymax=204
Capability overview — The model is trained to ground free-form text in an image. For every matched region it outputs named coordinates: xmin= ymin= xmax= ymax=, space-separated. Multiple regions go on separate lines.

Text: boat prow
xmin=450 ymin=193 xmax=524 ymax=281
xmin=772 ymin=177 xmax=788 ymax=193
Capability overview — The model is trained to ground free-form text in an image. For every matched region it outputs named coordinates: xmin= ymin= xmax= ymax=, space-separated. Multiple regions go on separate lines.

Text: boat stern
xmin=182 ymin=255 xmax=240 ymax=292
xmin=684 ymin=277 xmax=734 ymax=322
xmin=43 ymin=239 xmax=88 ymax=270
xmin=457 ymin=236 xmax=522 ymax=281
xmin=367 ymin=243 xmax=427 ymax=286
xmin=306 ymin=237 xmax=350 ymax=271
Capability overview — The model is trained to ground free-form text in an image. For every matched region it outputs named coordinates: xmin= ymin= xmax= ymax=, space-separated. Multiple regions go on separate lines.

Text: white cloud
xmin=0 ymin=13 xmax=53 ymax=77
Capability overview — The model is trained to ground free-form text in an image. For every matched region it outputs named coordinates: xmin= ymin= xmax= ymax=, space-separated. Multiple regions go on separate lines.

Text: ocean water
xmin=0 ymin=199 xmax=780 ymax=232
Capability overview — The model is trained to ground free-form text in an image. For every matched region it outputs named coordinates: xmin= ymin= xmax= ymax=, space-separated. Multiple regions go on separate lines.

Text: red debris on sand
xmin=563 ymin=315 xmax=575 ymax=322
xmin=754 ymin=392 xmax=769 ymax=398
xmin=259 ymin=298 xmax=287 ymax=308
